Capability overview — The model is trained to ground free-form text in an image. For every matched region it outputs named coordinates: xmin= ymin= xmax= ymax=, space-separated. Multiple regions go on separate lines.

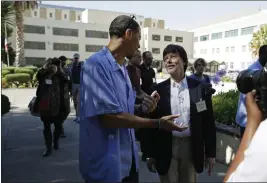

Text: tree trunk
xmin=15 ymin=9 xmax=25 ymax=67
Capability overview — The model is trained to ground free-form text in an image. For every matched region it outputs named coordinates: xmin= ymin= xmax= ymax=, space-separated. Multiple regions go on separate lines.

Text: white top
xmin=170 ymin=77 xmax=191 ymax=137
xmin=226 ymin=118 xmax=267 ymax=182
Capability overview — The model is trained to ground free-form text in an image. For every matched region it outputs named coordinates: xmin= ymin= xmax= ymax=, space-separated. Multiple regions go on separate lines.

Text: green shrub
xmin=2 ymin=78 xmax=8 ymax=88
xmin=1 ymin=94 xmax=11 ymax=115
xmin=66 ymin=59 xmax=72 ymax=66
xmin=212 ymin=89 xmax=239 ymax=127
xmin=222 ymin=76 xmax=233 ymax=83
xmin=1 ymin=69 xmax=10 ymax=77
xmin=23 ymin=66 xmax=39 ymax=72
xmin=5 ymin=73 xmax=31 ymax=87
xmin=4 ymin=66 xmax=16 ymax=73
xmin=14 ymin=68 xmax=34 ymax=77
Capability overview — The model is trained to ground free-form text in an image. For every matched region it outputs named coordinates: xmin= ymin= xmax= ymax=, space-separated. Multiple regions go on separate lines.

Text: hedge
xmin=4 ymin=66 xmax=16 ymax=73
xmin=2 ymin=69 xmax=11 ymax=77
xmin=15 ymin=68 xmax=35 ymax=77
xmin=23 ymin=66 xmax=39 ymax=72
xmin=5 ymin=73 xmax=31 ymax=87
xmin=212 ymin=89 xmax=240 ymax=127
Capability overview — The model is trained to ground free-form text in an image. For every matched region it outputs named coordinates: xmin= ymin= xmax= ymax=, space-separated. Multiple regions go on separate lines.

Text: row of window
xmin=24 ymin=41 xmax=105 ymax=52
xmin=195 ymin=45 xmax=249 ymax=55
xmin=24 ymin=24 xmax=109 ymax=39
xmin=33 ymin=10 xmax=81 ymax=21
xmin=152 ymin=34 xmax=183 ymax=43
xmin=194 ymin=25 xmax=259 ymax=42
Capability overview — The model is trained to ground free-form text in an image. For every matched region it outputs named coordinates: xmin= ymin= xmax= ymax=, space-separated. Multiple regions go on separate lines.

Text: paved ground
xmin=2 ymin=89 xmax=228 ymax=182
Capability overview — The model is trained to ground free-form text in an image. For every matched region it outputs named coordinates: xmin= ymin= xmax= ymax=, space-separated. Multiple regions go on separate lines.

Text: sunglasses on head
xmin=125 ymin=15 xmax=136 ymax=31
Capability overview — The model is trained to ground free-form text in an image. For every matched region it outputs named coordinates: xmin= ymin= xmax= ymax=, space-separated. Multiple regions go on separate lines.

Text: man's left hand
xmin=205 ymin=157 xmax=215 ymax=176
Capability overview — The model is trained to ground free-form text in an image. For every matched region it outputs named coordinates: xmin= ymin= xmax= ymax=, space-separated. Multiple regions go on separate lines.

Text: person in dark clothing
xmin=69 ymin=53 xmax=83 ymax=122
xmin=189 ymin=58 xmax=211 ymax=84
xmin=140 ymin=51 xmax=157 ymax=95
xmin=36 ymin=58 xmax=70 ymax=157
xmin=58 ymin=55 xmax=72 ymax=138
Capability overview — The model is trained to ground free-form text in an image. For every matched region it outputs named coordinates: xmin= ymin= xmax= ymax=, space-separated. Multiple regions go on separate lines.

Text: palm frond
xmin=249 ymin=24 xmax=267 ymax=57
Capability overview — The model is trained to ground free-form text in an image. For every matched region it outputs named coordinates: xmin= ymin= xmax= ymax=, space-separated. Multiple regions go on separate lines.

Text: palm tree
xmin=13 ymin=1 xmax=38 ymax=66
xmin=249 ymin=24 xmax=267 ymax=58
xmin=1 ymin=1 xmax=15 ymax=35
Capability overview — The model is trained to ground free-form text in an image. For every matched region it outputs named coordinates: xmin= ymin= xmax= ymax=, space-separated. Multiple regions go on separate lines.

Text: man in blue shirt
xmin=79 ymin=15 xmax=186 ymax=183
xmin=236 ymin=45 xmax=267 ymax=138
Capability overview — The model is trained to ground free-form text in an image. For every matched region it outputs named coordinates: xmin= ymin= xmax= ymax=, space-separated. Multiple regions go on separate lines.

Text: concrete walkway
xmin=2 ymin=89 xmax=228 ymax=182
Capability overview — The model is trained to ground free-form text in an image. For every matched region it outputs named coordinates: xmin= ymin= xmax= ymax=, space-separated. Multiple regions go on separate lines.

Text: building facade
xmin=190 ymin=10 xmax=267 ymax=71
xmin=9 ymin=3 xmax=193 ymax=65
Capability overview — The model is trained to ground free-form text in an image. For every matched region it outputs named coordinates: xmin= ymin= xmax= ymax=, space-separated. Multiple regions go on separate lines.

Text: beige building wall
xmin=55 ymin=9 xmax=62 ymax=20
xmin=69 ymin=10 xmax=76 ymax=22
xmin=39 ymin=8 xmax=47 ymax=19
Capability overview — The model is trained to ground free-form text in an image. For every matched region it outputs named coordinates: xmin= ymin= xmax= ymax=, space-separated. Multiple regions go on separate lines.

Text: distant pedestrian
xmin=189 ymin=58 xmax=211 ymax=84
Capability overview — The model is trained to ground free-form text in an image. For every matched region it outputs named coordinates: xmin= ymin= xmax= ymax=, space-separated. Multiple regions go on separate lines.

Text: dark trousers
xmin=240 ymin=126 xmax=246 ymax=139
xmin=122 ymin=156 xmax=139 ymax=182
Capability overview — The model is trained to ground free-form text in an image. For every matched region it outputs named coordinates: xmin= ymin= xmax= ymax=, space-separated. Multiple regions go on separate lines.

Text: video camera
xmin=236 ymin=60 xmax=267 ymax=118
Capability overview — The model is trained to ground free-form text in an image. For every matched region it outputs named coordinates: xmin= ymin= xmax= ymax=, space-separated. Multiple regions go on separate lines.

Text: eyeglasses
xmin=125 ymin=15 xmax=136 ymax=31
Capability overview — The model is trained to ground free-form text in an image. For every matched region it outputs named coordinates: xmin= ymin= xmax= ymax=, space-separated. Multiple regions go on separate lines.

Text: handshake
xmin=140 ymin=91 xmax=188 ymax=132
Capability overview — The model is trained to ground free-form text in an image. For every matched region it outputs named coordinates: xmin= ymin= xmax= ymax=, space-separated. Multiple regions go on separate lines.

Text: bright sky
xmin=44 ymin=1 xmax=267 ymax=31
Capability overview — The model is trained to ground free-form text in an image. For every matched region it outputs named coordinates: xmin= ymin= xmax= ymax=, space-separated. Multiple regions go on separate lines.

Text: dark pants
xmin=240 ymin=126 xmax=246 ymax=139
xmin=122 ymin=156 xmax=139 ymax=182
xmin=41 ymin=117 xmax=63 ymax=150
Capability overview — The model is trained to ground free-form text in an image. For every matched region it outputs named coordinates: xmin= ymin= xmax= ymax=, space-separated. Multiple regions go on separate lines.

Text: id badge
xmin=196 ymin=100 xmax=207 ymax=112
xmin=45 ymin=79 xmax=52 ymax=85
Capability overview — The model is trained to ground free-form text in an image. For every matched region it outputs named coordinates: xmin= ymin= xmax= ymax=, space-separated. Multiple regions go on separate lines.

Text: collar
xmin=171 ymin=76 xmax=188 ymax=89
xmin=103 ymin=46 xmax=124 ymax=71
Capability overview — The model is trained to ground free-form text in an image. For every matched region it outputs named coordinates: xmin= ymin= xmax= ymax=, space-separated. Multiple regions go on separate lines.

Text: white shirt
xmin=227 ymin=118 xmax=267 ymax=182
xmin=170 ymin=77 xmax=191 ymax=137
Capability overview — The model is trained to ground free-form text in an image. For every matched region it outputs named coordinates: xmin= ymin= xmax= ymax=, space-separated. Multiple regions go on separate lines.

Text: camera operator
xmin=224 ymin=90 xmax=267 ymax=181
xmin=235 ymin=45 xmax=267 ymax=138
xmin=36 ymin=58 xmax=70 ymax=157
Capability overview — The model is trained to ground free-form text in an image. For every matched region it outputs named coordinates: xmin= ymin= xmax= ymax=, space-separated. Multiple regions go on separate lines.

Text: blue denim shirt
xmin=79 ymin=47 xmax=139 ymax=182
xmin=235 ymin=60 xmax=262 ymax=127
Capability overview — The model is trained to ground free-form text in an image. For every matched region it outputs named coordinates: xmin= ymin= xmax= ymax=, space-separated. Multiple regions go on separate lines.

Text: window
xmin=226 ymin=47 xmax=229 ymax=52
xmin=241 ymin=62 xmax=245 ymax=69
xmin=85 ymin=30 xmax=109 ymax=39
xmin=85 ymin=45 xmax=104 ymax=52
xmin=77 ymin=15 xmax=81 ymax=21
xmin=241 ymin=26 xmax=255 ymax=35
xmin=152 ymin=34 xmax=160 ymax=41
xmin=200 ymin=35 xmax=209 ymax=41
xmin=152 ymin=48 xmax=160 ymax=54
xmin=25 ymin=57 xmax=46 ymax=65
xmin=230 ymin=62 xmax=234 ymax=69
xmin=153 ymin=23 xmax=155 ymax=27
xmin=53 ymin=27 xmax=78 ymax=37
xmin=212 ymin=48 xmax=215 ymax=54
xmin=49 ymin=13 xmax=52 ymax=18
xmin=140 ymin=21 xmax=142 ymax=26
xmin=193 ymin=36 xmax=198 ymax=42
xmin=176 ymin=37 xmax=183 ymax=42
xmin=242 ymin=45 xmax=246 ymax=52
xmin=225 ymin=29 xmax=238 ymax=38
xmin=24 ymin=24 xmax=45 ymax=34
xmin=64 ymin=14 xmax=67 ymax=19
xmin=216 ymin=48 xmax=220 ymax=53
xmin=53 ymin=43 xmax=79 ymax=51
xmin=164 ymin=36 xmax=172 ymax=42
xmin=231 ymin=46 xmax=235 ymax=52
xmin=145 ymin=34 xmax=147 ymax=40
xmin=25 ymin=41 xmax=46 ymax=50
xmin=34 ymin=11 xmax=37 ymax=16
xmin=211 ymin=32 xmax=222 ymax=40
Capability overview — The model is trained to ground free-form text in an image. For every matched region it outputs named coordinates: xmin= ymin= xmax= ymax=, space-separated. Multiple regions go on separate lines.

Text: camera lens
xmin=236 ymin=69 xmax=261 ymax=94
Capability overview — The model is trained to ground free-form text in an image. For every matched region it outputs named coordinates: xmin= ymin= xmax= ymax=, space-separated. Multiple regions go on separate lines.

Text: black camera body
xmin=236 ymin=61 xmax=267 ymax=119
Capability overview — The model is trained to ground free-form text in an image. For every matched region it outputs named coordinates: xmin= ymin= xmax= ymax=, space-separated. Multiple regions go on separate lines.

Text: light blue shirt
xmin=235 ymin=60 xmax=262 ymax=127
xmin=79 ymin=47 xmax=139 ymax=182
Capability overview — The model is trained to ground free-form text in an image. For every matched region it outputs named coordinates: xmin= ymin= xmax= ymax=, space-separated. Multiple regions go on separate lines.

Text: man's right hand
xmin=159 ymin=114 xmax=188 ymax=132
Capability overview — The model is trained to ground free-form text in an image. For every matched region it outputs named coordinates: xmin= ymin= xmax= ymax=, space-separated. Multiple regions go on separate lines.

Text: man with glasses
xmin=140 ymin=51 xmax=157 ymax=95
xmin=79 ymin=15 xmax=186 ymax=183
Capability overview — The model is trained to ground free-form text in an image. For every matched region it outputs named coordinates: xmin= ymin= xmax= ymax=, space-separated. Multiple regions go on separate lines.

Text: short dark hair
xmin=163 ymin=44 xmax=188 ymax=72
xmin=59 ymin=55 xmax=67 ymax=61
xmin=194 ymin=58 xmax=207 ymax=68
xmin=259 ymin=44 xmax=267 ymax=58
xmin=109 ymin=15 xmax=140 ymax=38
xmin=142 ymin=51 xmax=151 ymax=59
